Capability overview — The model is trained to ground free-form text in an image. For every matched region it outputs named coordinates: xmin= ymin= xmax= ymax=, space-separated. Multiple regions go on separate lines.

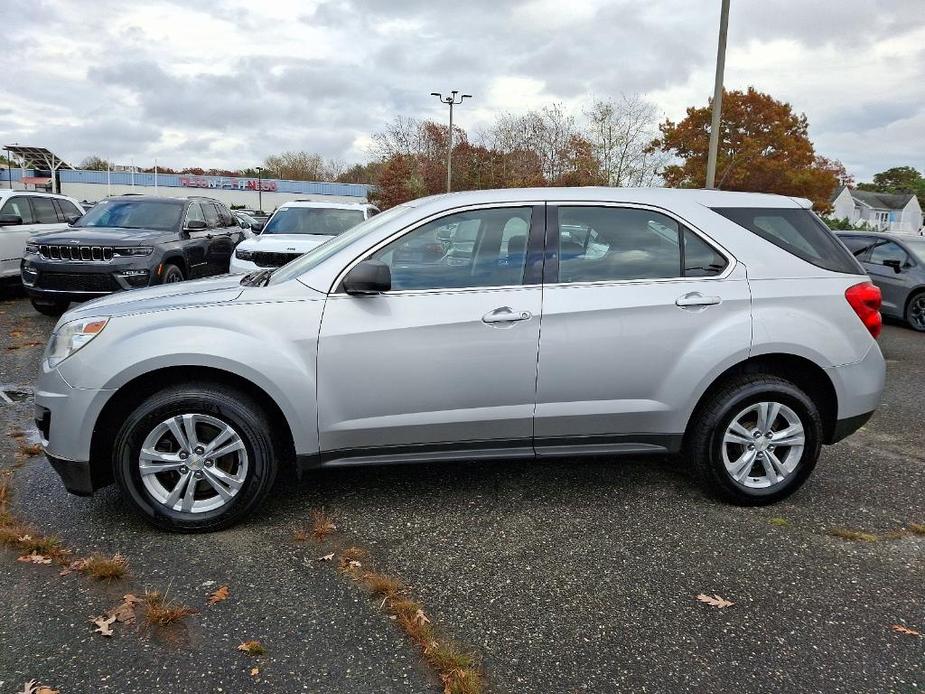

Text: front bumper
xmin=35 ymin=364 xmax=115 ymax=496
xmin=22 ymin=256 xmax=155 ymax=303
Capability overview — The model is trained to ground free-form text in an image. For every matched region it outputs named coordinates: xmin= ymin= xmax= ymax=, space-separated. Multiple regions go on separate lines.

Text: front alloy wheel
xmin=906 ymin=292 xmax=925 ymax=332
xmin=139 ymin=414 xmax=249 ymax=514
xmin=113 ymin=383 xmax=278 ymax=532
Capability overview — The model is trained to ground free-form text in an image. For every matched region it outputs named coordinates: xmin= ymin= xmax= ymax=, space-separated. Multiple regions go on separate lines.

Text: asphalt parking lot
xmin=0 ymin=285 xmax=922 ymax=693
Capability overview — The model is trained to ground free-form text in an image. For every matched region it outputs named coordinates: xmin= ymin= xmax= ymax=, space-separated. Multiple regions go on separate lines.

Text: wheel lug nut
xmin=180 ymin=466 xmax=188 ymax=474
xmin=179 ymin=452 xmax=188 ymax=460
xmin=194 ymin=471 xmax=203 ymax=479
xmin=753 ymin=431 xmax=762 ymax=438
xmin=205 ymin=460 xmax=213 ymax=467
xmin=765 ymin=432 xmax=773 ymax=438
xmin=194 ymin=446 xmax=205 ymax=455
xmin=747 ymin=444 xmax=755 ymax=450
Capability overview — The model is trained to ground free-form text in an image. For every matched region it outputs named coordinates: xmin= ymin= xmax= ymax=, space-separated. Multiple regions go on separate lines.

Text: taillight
xmin=845 ymin=281 xmax=882 ymax=339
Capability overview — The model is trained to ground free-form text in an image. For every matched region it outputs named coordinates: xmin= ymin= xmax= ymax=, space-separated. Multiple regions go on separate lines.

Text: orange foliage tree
xmin=652 ymin=87 xmax=845 ymax=212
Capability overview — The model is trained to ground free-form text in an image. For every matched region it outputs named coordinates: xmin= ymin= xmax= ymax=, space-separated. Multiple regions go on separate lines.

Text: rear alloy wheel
xmin=905 ymin=292 xmax=925 ymax=332
xmin=31 ymin=298 xmax=70 ymax=316
xmin=161 ymin=263 xmax=185 ymax=284
xmin=689 ymin=374 xmax=822 ymax=505
xmin=113 ymin=383 xmax=278 ymax=532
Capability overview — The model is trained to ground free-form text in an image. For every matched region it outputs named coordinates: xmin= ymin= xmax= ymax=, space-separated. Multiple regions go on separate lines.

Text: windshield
xmin=903 ymin=237 xmax=925 ymax=262
xmin=268 ymin=205 xmax=413 ymax=285
xmin=74 ymin=199 xmax=183 ymax=230
xmin=262 ymin=207 xmax=365 ymax=236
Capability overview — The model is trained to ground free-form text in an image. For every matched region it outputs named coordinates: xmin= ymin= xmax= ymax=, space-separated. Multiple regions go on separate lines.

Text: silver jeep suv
xmin=35 ymin=188 xmax=885 ymax=531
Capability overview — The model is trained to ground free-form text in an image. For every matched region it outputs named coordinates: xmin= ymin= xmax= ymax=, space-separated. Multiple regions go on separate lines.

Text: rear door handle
xmin=675 ymin=293 xmax=721 ymax=308
xmin=482 ymin=307 xmax=532 ymax=324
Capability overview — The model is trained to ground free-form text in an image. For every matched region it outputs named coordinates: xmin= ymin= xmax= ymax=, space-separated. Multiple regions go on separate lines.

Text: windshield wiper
xmin=239 ymin=269 xmax=274 ymax=287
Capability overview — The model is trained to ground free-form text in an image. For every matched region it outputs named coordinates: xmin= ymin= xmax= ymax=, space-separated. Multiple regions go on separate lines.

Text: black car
xmin=21 ymin=195 xmax=245 ymax=315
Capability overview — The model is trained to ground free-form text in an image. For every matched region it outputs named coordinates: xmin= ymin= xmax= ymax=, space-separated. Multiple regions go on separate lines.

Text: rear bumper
xmin=828 ymin=410 xmax=875 ymax=444
xmin=825 ymin=343 xmax=886 ymax=420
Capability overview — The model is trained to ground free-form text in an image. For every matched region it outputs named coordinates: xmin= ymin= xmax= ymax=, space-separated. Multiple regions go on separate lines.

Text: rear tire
xmin=31 ymin=298 xmax=69 ymax=316
xmin=688 ymin=374 xmax=822 ymax=505
xmin=112 ymin=383 xmax=278 ymax=532
xmin=905 ymin=291 xmax=925 ymax=332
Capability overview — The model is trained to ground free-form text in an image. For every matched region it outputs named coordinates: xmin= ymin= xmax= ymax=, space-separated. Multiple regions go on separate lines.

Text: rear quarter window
xmin=713 ymin=207 xmax=863 ymax=275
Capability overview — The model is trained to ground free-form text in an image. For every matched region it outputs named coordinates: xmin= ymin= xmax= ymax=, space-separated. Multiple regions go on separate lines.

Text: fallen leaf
xmin=348 ymin=560 xmax=362 ymax=569
xmin=891 ymin=624 xmax=922 ymax=636
xmin=696 ymin=593 xmax=734 ymax=609
xmin=59 ymin=558 xmax=89 ymax=576
xmin=208 ymin=585 xmax=230 ymax=605
xmin=110 ymin=594 xmax=142 ymax=624
xmin=91 ymin=614 xmax=116 ymax=637
xmin=36 ymin=687 xmax=59 ymax=694
xmin=414 ymin=609 xmax=431 ymax=625
xmin=250 ymin=667 xmax=260 ymax=677
xmin=18 ymin=681 xmax=57 ymax=694
xmin=317 ymin=553 xmax=335 ymax=561
xmin=17 ymin=553 xmax=52 ymax=565
xmin=238 ymin=640 xmax=266 ymax=656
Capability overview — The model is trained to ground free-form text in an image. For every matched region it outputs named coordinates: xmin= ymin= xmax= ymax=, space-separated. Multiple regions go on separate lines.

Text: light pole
xmin=431 ymin=91 xmax=471 ymax=192
xmin=255 ymin=166 xmax=264 ymax=212
xmin=705 ymin=0 xmax=731 ymax=189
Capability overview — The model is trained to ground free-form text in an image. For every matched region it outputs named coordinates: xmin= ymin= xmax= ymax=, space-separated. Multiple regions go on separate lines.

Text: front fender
xmin=57 ymin=299 xmax=323 ymax=456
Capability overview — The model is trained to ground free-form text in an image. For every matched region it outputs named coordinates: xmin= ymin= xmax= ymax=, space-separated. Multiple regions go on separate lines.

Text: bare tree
xmin=371 ymin=116 xmax=428 ymax=159
xmin=263 ymin=151 xmax=330 ymax=181
xmin=584 ymin=95 xmax=667 ymax=186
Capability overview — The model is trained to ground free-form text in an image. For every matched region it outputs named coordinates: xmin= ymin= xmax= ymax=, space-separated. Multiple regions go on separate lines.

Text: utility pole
xmin=431 ymin=91 xmax=472 ymax=192
xmin=705 ymin=0 xmax=731 ymax=189
xmin=255 ymin=166 xmax=264 ymax=212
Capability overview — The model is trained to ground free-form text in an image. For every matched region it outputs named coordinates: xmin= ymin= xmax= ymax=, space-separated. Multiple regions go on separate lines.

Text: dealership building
xmin=2 ymin=146 xmax=370 ymax=209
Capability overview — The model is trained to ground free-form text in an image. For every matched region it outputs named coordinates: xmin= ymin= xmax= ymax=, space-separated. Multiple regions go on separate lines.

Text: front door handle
xmin=482 ymin=307 xmax=532 ymax=324
xmin=675 ymin=293 xmax=721 ymax=308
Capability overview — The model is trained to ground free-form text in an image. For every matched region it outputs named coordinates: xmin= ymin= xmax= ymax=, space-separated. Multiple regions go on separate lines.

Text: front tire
xmin=112 ymin=383 xmax=278 ymax=532
xmin=161 ymin=263 xmax=185 ymax=284
xmin=688 ymin=374 xmax=822 ymax=505
xmin=905 ymin=291 xmax=925 ymax=332
xmin=31 ymin=298 xmax=70 ymax=316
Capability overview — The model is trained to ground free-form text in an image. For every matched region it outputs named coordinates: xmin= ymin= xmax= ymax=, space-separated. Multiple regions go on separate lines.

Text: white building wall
xmin=59 ymin=181 xmax=365 ymax=209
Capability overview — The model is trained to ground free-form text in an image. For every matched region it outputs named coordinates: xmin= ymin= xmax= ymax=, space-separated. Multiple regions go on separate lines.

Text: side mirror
xmin=883 ymin=259 xmax=903 ymax=273
xmin=65 ymin=214 xmax=81 ymax=224
xmin=343 ymin=260 xmax=391 ymax=295
xmin=252 ymin=221 xmax=265 ymax=233
xmin=185 ymin=219 xmax=208 ymax=231
xmin=0 ymin=213 xmax=22 ymax=227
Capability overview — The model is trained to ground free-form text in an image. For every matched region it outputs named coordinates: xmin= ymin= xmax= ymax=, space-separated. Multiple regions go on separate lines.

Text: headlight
xmin=235 ymin=248 xmax=254 ymax=260
xmin=45 ymin=317 xmax=109 ymax=367
xmin=113 ymin=246 xmax=153 ymax=257
xmin=25 ymin=243 xmax=39 ymax=255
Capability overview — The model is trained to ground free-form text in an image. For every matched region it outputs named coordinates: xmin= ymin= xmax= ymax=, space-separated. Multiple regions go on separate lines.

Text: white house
xmin=830 ymin=186 xmax=923 ymax=233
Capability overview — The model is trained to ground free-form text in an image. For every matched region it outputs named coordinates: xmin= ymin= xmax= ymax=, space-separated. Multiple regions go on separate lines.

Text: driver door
xmin=316 ymin=205 xmax=543 ymax=462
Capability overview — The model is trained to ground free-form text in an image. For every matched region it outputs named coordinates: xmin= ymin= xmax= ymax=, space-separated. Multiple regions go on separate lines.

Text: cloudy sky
xmin=2 ymin=0 xmax=923 ymax=180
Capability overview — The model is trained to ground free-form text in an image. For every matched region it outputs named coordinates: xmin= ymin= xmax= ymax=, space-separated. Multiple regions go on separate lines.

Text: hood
xmin=238 ymin=234 xmax=333 ymax=253
xmin=62 ymin=274 xmax=245 ymax=321
xmin=31 ymin=226 xmax=175 ymax=245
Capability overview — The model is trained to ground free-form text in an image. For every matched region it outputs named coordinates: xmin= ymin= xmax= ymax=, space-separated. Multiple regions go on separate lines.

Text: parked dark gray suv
xmin=836 ymin=231 xmax=925 ymax=331
xmin=21 ymin=195 xmax=245 ymax=315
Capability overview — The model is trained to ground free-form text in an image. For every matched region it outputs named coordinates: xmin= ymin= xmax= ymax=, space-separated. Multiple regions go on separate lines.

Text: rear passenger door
xmin=182 ymin=202 xmax=211 ymax=278
xmin=534 ymin=204 xmax=752 ymax=455
xmin=863 ymin=239 xmax=915 ymax=316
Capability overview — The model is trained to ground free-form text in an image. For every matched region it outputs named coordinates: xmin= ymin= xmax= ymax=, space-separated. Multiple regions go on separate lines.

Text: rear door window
xmin=0 ymin=196 xmax=35 ymax=224
xmin=203 ymin=203 xmax=221 ymax=228
xmin=714 ymin=207 xmax=863 ymax=274
xmin=31 ymin=197 xmax=59 ymax=224
xmin=837 ymin=235 xmax=877 ymax=259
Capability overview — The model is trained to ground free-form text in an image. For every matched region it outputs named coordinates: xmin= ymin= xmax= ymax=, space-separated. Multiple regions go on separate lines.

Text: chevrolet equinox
xmin=35 ymin=188 xmax=886 ymax=531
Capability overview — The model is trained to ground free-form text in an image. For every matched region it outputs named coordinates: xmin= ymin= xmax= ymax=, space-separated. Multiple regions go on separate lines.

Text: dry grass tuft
xmin=237 ymin=640 xmax=267 ymax=656
xmin=143 ymin=590 xmax=197 ymax=626
xmin=338 ymin=546 xmax=367 ymax=573
xmin=310 ymin=508 xmax=337 ymax=541
xmin=0 ymin=470 xmax=13 ymax=512
xmin=768 ymin=517 xmax=789 ymax=527
xmin=909 ymin=523 xmax=925 ymax=536
xmin=80 ymin=553 xmax=128 ymax=581
xmin=829 ymin=528 xmax=878 ymax=542
xmin=16 ymin=442 xmax=43 ymax=458
xmin=363 ymin=571 xmax=405 ymax=599
xmin=292 ymin=529 xmax=310 ymax=542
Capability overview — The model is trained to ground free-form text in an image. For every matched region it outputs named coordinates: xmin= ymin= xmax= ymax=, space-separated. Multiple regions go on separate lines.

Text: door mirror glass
xmin=0 ymin=213 xmax=22 ymax=226
xmin=343 ymin=260 xmax=391 ymax=295
xmin=185 ymin=219 xmax=208 ymax=231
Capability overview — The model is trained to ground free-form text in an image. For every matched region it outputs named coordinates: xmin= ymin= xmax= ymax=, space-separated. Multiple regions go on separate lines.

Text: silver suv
xmin=35 ymin=188 xmax=886 ymax=531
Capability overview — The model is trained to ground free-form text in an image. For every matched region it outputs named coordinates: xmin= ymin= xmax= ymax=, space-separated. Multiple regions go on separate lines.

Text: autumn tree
xmin=652 ymin=87 xmax=844 ymax=212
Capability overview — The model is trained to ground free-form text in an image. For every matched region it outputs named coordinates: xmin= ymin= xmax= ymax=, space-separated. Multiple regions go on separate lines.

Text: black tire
xmin=161 ymin=263 xmax=185 ymax=284
xmin=112 ymin=383 xmax=278 ymax=532
xmin=688 ymin=374 xmax=822 ymax=505
xmin=904 ymin=291 xmax=925 ymax=332
xmin=31 ymin=298 xmax=70 ymax=316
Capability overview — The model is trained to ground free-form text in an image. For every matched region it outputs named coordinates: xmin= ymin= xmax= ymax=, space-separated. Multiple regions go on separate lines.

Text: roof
xmin=280 ymin=200 xmax=372 ymax=209
xmin=846 ymin=189 xmax=915 ymax=211
xmin=401 ymin=187 xmax=811 ymax=209
xmin=835 ymin=230 xmax=924 ymax=240
xmin=3 ymin=145 xmax=73 ymax=170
